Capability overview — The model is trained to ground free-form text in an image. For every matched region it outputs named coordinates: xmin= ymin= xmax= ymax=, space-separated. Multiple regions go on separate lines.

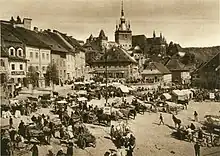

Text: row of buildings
xmin=0 ymin=16 xmax=85 ymax=91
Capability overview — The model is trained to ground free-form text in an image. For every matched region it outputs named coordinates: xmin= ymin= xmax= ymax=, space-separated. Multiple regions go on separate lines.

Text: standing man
xmin=194 ymin=111 xmax=198 ymax=122
xmin=9 ymin=116 xmax=13 ymax=128
xmin=66 ymin=142 xmax=73 ymax=156
xmin=194 ymin=142 xmax=200 ymax=156
xmin=159 ymin=113 xmax=164 ymax=125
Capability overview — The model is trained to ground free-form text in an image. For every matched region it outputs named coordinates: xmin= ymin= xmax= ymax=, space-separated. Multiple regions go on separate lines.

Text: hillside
xmin=182 ymin=46 xmax=220 ymax=63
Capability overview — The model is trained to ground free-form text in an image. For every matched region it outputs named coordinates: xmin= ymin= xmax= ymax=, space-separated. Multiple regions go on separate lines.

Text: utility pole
xmin=105 ymin=47 xmax=108 ymax=104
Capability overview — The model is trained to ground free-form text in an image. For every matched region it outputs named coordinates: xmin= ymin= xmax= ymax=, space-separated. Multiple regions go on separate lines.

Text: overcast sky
xmin=0 ymin=0 xmax=219 ymax=47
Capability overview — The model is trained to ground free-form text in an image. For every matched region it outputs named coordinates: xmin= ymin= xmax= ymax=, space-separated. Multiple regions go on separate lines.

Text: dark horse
xmin=96 ymin=109 xmax=111 ymax=126
xmin=172 ymin=114 xmax=181 ymax=129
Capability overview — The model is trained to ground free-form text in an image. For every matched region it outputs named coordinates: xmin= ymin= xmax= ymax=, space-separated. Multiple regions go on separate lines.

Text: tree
xmin=45 ymin=63 xmax=59 ymax=91
xmin=27 ymin=66 xmax=39 ymax=94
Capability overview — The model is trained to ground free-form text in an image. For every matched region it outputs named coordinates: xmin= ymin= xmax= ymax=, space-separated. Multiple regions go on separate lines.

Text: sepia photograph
xmin=0 ymin=0 xmax=220 ymax=156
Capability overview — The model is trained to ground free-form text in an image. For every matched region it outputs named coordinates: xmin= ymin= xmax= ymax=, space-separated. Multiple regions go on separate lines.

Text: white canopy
xmin=77 ymin=97 xmax=88 ymax=102
xmin=57 ymin=100 xmax=67 ymax=104
xmin=74 ymin=82 xmax=84 ymax=85
xmin=172 ymin=90 xmax=188 ymax=101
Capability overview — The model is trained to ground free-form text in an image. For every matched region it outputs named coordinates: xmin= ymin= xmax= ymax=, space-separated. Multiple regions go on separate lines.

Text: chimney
xmin=23 ymin=18 xmax=32 ymax=30
xmin=33 ymin=27 xmax=38 ymax=32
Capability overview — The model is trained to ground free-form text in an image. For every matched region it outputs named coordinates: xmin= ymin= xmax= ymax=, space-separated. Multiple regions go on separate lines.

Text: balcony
xmin=11 ymin=71 xmax=25 ymax=75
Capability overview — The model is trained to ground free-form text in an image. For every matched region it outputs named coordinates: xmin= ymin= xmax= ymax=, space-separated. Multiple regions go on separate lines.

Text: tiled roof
xmin=165 ymin=58 xmax=188 ymax=71
xmin=1 ymin=23 xmax=22 ymax=43
xmin=143 ymin=62 xmax=171 ymax=75
xmin=34 ymin=31 xmax=68 ymax=53
xmin=2 ymin=23 xmax=49 ymax=48
xmin=94 ymin=46 xmax=137 ymax=64
xmin=56 ymin=31 xmax=85 ymax=52
xmin=153 ymin=62 xmax=171 ymax=74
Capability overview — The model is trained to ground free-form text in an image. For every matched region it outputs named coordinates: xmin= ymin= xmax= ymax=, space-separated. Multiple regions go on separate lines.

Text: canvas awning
xmin=172 ymin=90 xmax=188 ymax=101
xmin=57 ymin=100 xmax=67 ymax=104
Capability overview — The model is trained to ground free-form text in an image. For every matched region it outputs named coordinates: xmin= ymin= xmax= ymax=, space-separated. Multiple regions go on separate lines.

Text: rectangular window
xmin=20 ymin=64 xmax=23 ymax=70
xmin=46 ymin=54 xmax=49 ymax=60
xmin=63 ymin=61 xmax=65 ymax=67
xmin=36 ymin=66 xmax=39 ymax=71
xmin=60 ymin=60 xmax=62 ymax=66
xmin=30 ymin=52 xmax=33 ymax=58
xmin=42 ymin=66 xmax=45 ymax=71
xmin=35 ymin=52 xmax=38 ymax=59
xmin=11 ymin=64 xmax=15 ymax=70
xmin=42 ymin=53 xmax=45 ymax=59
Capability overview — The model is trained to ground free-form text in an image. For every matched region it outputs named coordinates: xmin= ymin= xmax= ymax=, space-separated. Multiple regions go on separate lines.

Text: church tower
xmin=115 ymin=0 xmax=132 ymax=50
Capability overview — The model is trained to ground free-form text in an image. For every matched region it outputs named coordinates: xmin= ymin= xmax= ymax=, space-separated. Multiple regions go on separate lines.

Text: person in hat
xmin=9 ymin=116 xmax=13 ymax=128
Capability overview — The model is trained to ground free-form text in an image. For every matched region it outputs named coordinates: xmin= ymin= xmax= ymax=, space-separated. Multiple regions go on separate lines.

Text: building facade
xmin=91 ymin=46 xmax=138 ymax=79
xmin=141 ymin=62 xmax=172 ymax=86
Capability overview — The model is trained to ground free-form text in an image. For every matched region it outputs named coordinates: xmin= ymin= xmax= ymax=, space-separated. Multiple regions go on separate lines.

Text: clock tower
xmin=115 ymin=0 xmax=132 ymax=50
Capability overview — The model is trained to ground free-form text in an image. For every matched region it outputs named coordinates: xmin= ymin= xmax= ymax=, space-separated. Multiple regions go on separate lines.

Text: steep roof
xmin=94 ymin=46 xmax=137 ymax=64
xmin=2 ymin=23 xmax=49 ymax=48
xmin=143 ymin=62 xmax=171 ymax=75
xmin=197 ymin=52 xmax=220 ymax=72
xmin=34 ymin=31 xmax=68 ymax=53
xmin=165 ymin=58 xmax=189 ymax=71
xmin=1 ymin=22 xmax=22 ymax=43
xmin=56 ymin=31 xmax=85 ymax=52
xmin=153 ymin=62 xmax=171 ymax=74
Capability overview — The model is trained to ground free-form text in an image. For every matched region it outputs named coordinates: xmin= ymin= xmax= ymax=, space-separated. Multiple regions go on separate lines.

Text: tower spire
xmin=121 ymin=0 xmax=124 ymax=17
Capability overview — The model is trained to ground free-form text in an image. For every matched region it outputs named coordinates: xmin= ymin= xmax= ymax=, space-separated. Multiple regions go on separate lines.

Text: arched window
xmin=9 ymin=47 xmax=15 ymax=56
xmin=17 ymin=48 xmax=23 ymax=57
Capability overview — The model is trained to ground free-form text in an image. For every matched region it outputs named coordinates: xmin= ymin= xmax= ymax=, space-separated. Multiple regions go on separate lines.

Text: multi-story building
xmin=4 ymin=17 xmax=51 ymax=88
xmin=35 ymin=29 xmax=68 ymax=84
xmin=165 ymin=58 xmax=191 ymax=85
xmin=141 ymin=62 xmax=172 ymax=86
xmin=115 ymin=2 xmax=132 ymax=50
xmin=91 ymin=46 xmax=138 ymax=79
xmin=192 ymin=52 xmax=220 ymax=89
xmin=1 ymin=22 xmax=27 ymax=86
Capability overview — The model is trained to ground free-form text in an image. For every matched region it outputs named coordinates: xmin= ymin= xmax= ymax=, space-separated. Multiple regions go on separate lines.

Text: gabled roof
xmin=34 ymin=31 xmax=68 ymax=53
xmin=2 ymin=23 xmax=49 ymax=48
xmin=142 ymin=62 xmax=171 ymax=75
xmin=99 ymin=29 xmax=107 ymax=39
xmin=55 ymin=31 xmax=85 ymax=52
xmin=94 ymin=46 xmax=137 ymax=64
xmin=45 ymin=30 xmax=72 ymax=52
xmin=197 ymin=52 xmax=220 ymax=72
xmin=165 ymin=58 xmax=189 ymax=71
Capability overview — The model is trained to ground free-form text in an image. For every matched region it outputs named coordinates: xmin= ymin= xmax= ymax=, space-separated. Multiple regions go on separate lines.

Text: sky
xmin=0 ymin=0 xmax=219 ymax=47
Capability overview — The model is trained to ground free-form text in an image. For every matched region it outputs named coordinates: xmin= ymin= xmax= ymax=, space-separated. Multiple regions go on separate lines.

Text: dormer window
xmin=9 ymin=47 xmax=15 ymax=56
xmin=17 ymin=48 xmax=23 ymax=57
